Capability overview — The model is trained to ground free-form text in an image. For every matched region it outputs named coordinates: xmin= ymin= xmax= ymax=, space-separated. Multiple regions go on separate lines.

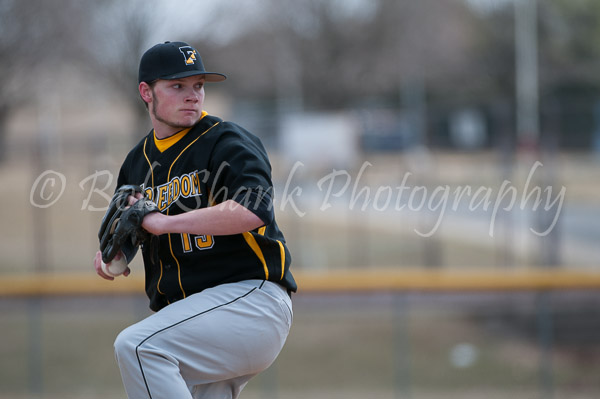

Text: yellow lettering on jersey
xmin=169 ymin=178 xmax=180 ymax=203
xmin=195 ymin=234 xmax=214 ymax=249
xmin=157 ymin=185 xmax=169 ymax=210
xmin=144 ymin=187 xmax=154 ymax=201
xmin=181 ymin=233 xmax=193 ymax=252
xmin=181 ymin=175 xmax=191 ymax=197
xmin=151 ymin=170 xmax=203 ymax=211
xmin=181 ymin=233 xmax=214 ymax=252
xmin=190 ymin=172 xmax=200 ymax=196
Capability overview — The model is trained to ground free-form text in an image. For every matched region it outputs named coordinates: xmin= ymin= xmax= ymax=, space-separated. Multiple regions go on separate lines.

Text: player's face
xmin=148 ymin=76 xmax=206 ymax=137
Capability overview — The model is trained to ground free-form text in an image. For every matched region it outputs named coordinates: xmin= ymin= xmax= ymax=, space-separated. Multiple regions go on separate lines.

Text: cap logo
xmin=179 ymin=46 xmax=197 ymax=65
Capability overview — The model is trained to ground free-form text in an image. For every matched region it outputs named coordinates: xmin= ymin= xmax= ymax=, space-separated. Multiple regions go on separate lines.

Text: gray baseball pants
xmin=114 ymin=280 xmax=293 ymax=398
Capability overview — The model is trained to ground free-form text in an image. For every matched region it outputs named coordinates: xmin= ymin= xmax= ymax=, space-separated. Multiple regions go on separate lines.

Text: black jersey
xmin=117 ymin=114 xmax=297 ymax=311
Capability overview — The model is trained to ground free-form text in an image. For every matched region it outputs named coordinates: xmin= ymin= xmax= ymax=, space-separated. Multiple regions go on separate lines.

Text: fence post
xmin=536 ymin=292 xmax=554 ymax=399
xmin=28 ymin=297 xmax=43 ymax=398
xmin=394 ymin=292 xmax=412 ymax=399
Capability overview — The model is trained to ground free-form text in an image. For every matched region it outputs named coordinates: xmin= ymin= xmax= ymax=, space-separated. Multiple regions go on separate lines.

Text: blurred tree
xmin=68 ymin=0 xmax=157 ymax=138
xmin=0 ymin=0 xmax=81 ymax=162
xmin=6 ymin=0 xmax=599 ymax=153
xmin=470 ymin=0 xmax=600 ymax=95
xmin=540 ymin=0 xmax=600 ymax=148
xmin=469 ymin=0 xmax=600 ymax=148
xmin=540 ymin=0 xmax=600 ymax=88
xmin=204 ymin=0 xmax=487 ymax=110
xmin=67 ymin=0 xmax=230 ymax=140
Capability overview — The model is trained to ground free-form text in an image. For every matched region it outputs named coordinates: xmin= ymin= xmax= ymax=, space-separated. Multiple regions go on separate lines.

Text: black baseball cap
xmin=138 ymin=41 xmax=227 ymax=84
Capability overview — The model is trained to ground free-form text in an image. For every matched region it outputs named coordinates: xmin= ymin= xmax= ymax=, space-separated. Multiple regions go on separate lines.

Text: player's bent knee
xmin=114 ymin=325 xmax=142 ymax=360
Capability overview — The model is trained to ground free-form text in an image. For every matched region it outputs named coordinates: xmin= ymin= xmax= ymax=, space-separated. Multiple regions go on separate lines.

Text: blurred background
xmin=1 ymin=0 xmax=600 ymax=398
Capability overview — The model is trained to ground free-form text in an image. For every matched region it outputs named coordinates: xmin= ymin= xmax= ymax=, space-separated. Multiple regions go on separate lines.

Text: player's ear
xmin=139 ymin=82 xmax=153 ymax=104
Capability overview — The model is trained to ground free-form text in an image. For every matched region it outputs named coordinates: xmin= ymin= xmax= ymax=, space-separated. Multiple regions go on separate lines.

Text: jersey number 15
xmin=181 ymin=233 xmax=215 ymax=252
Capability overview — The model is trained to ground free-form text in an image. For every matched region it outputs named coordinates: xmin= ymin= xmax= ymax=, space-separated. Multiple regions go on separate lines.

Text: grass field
xmin=1 ymin=291 xmax=600 ymax=399
xmin=1 ymin=149 xmax=599 ymax=398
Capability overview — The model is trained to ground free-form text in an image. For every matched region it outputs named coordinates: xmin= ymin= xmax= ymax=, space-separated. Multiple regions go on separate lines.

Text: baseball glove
xmin=98 ymin=185 xmax=159 ymax=264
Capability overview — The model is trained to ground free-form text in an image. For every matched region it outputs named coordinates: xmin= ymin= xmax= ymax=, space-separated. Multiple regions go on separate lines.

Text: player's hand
xmin=125 ymin=193 xmax=164 ymax=235
xmin=93 ymin=250 xmax=130 ymax=281
xmin=127 ymin=192 xmax=144 ymax=207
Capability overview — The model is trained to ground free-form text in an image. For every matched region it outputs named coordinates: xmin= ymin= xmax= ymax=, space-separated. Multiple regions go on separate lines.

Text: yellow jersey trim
xmin=164 ymin=118 xmax=221 ymax=299
xmin=157 ymin=260 xmax=165 ymax=295
xmin=143 ymin=138 xmax=161 ymax=295
xmin=167 ymin=233 xmax=186 ymax=299
xmin=142 ymin=138 xmax=155 ymax=188
xmin=277 ymin=240 xmax=285 ymax=280
xmin=242 ymin=232 xmax=269 ymax=279
xmin=153 ymin=111 xmax=208 ymax=152
xmin=167 ymin=121 xmax=220 ymax=180
xmin=154 ymin=128 xmax=191 ymax=153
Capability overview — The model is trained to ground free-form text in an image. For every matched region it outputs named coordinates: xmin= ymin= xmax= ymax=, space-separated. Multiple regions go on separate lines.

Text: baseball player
xmin=93 ymin=41 xmax=297 ymax=399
